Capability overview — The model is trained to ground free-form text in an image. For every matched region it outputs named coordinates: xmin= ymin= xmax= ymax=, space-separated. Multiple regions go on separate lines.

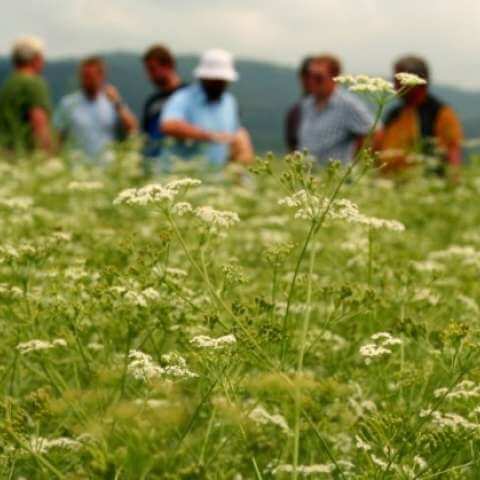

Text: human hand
xmin=209 ymin=132 xmax=235 ymax=144
xmin=104 ymin=84 xmax=122 ymax=105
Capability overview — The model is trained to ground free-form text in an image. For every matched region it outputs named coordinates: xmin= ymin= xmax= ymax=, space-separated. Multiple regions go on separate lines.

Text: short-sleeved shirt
xmin=142 ymin=84 xmax=187 ymax=158
xmin=379 ymin=95 xmax=463 ymax=172
xmin=298 ymin=88 xmax=375 ymax=165
xmin=54 ymin=91 xmax=120 ymax=158
xmin=161 ymin=82 xmax=240 ymax=167
xmin=0 ymin=72 xmax=52 ymax=152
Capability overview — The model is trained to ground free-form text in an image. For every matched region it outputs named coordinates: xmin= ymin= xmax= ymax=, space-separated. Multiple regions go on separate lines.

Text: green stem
xmin=368 ymin=227 xmax=373 ymax=285
xmin=292 ymin=242 xmax=317 ymax=480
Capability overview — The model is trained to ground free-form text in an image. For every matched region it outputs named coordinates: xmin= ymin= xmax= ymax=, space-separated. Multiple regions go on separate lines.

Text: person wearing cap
xmin=0 ymin=36 xmax=53 ymax=154
xmin=54 ymin=56 xmax=138 ymax=160
xmin=161 ymin=49 xmax=253 ymax=168
xmin=378 ymin=55 xmax=463 ymax=175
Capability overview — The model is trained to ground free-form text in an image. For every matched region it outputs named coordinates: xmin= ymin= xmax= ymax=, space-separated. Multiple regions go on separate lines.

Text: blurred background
xmin=1 ymin=0 xmax=480 ymax=154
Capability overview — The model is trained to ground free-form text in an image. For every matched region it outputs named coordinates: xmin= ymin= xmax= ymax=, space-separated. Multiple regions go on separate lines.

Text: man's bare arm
xmin=162 ymin=119 xmax=233 ymax=144
xmin=104 ymin=85 xmax=138 ymax=134
xmin=29 ymin=107 xmax=53 ymax=152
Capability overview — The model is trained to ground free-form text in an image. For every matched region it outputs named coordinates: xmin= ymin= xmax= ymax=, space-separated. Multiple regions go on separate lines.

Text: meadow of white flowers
xmin=2 ymin=75 xmax=480 ymax=479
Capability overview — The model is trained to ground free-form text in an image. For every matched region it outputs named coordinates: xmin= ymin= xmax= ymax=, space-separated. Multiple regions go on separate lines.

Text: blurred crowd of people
xmin=0 ymin=36 xmax=464 ymax=175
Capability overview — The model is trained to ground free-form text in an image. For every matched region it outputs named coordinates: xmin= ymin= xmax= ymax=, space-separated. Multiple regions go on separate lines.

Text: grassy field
xmin=0 ymin=143 xmax=480 ymax=479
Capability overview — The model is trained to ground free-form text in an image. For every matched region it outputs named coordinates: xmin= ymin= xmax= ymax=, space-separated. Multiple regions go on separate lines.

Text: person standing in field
xmin=285 ymin=56 xmax=313 ymax=152
xmin=0 ymin=36 xmax=54 ymax=154
xmin=161 ymin=49 xmax=253 ymax=169
xmin=54 ymin=56 xmax=137 ymax=161
xmin=377 ymin=55 xmax=463 ymax=175
xmin=142 ymin=44 xmax=187 ymax=164
xmin=298 ymin=54 xmax=376 ymax=165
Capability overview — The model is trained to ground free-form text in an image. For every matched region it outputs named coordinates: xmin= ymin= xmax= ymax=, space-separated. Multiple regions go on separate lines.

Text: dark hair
xmin=142 ymin=44 xmax=175 ymax=68
xmin=79 ymin=56 xmax=106 ymax=73
xmin=299 ymin=56 xmax=313 ymax=77
xmin=394 ymin=55 xmax=430 ymax=81
xmin=310 ymin=54 xmax=342 ymax=77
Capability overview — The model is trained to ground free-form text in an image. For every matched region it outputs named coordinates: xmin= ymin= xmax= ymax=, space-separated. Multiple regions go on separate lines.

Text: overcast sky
xmin=2 ymin=0 xmax=479 ymax=89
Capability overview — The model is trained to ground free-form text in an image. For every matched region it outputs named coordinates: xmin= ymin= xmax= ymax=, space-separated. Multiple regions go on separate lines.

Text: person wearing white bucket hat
xmin=160 ymin=49 xmax=253 ymax=169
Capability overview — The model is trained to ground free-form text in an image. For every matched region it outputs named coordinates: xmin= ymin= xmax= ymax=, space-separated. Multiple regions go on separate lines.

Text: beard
xmin=201 ymin=80 xmax=227 ymax=102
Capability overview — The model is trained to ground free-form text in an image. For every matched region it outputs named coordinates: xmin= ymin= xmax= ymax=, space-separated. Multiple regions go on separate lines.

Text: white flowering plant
xmin=0 ymin=104 xmax=480 ymax=479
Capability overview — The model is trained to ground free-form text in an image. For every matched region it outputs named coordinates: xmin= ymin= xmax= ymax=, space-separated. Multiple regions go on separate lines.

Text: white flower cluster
xmin=195 ymin=206 xmax=240 ymax=229
xmin=190 ymin=334 xmax=237 ymax=349
xmin=271 ymin=461 xmax=354 ymax=476
xmin=114 ymin=178 xmax=201 ymax=207
xmin=394 ymin=72 xmax=427 ymax=87
xmin=133 ymin=398 xmax=169 ymax=409
xmin=17 ymin=338 xmax=67 ymax=355
xmin=330 ymin=199 xmax=406 ymax=231
xmin=359 ymin=332 xmax=402 ymax=365
xmin=434 ymin=380 xmax=480 ymax=401
xmin=29 ymin=436 xmax=82 ymax=454
xmin=0 ymin=244 xmax=37 ymax=262
xmin=278 ymin=190 xmax=322 ymax=220
xmin=413 ymin=288 xmax=440 ymax=306
xmin=248 ymin=405 xmax=291 ymax=434
xmin=335 ymin=74 xmax=396 ymax=96
xmin=410 ymin=260 xmax=445 ymax=273
xmin=128 ymin=350 xmax=197 ymax=382
xmin=278 ymin=192 xmax=405 ymax=231
xmin=110 ymin=286 xmax=160 ymax=307
xmin=0 ymin=283 xmax=23 ymax=299
xmin=420 ymin=409 xmax=479 ymax=431
xmin=172 ymin=201 xmax=193 ymax=216
xmin=67 ymin=181 xmax=104 ymax=192
xmin=355 ymin=435 xmax=371 ymax=451
xmin=0 ymin=196 xmax=33 ymax=210
xmin=428 ymin=245 xmax=480 ymax=267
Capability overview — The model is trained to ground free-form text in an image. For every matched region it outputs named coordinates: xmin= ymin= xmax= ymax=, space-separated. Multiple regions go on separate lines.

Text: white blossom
xmin=172 ymin=201 xmax=193 ymax=216
xmin=360 ymin=332 xmax=402 ymax=365
xmin=0 ymin=197 xmax=33 ymax=210
xmin=335 ymin=74 xmax=396 ymax=96
xmin=248 ymin=405 xmax=291 ymax=434
xmin=272 ymin=463 xmax=335 ymax=475
xmin=68 ymin=181 xmax=104 ymax=192
xmin=128 ymin=350 xmax=197 ymax=382
xmin=395 ymin=72 xmax=427 ymax=87
xmin=29 ymin=436 xmax=82 ymax=454
xmin=17 ymin=338 xmax=67 ymax=355
xmin=114 ymin=178 xmax=201 ymax=207
xmin=195 ymin=206 xmax=240 ymax=229
xmin=190 ymin=334 xmax=237 ymax=349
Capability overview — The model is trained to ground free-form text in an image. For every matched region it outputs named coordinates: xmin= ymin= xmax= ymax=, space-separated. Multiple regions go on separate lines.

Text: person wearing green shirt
xmin=0 ymin=36 xmax=53 ymax=154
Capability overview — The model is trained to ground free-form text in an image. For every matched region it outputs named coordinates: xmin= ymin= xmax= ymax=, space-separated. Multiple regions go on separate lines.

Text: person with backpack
xmin=378 ymin=55 xmax=463 ymax=175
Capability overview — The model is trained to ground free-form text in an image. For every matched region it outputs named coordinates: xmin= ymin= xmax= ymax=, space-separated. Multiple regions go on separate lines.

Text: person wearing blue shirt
xmin=161 ymin=49 xmax=253 ymax=168
xmin=54 ymin=56 xmax=137 ymax=160
xmin=298 ymin=54 xmax=376 ymax=165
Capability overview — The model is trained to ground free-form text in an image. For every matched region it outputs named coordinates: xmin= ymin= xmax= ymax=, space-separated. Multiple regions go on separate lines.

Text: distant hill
xmin=1 ymin=52 xmax=480 ymax=154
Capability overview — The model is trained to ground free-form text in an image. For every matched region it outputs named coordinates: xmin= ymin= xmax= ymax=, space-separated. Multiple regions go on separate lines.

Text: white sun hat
xmin=194 ymin=49 xmax=239 ymax=82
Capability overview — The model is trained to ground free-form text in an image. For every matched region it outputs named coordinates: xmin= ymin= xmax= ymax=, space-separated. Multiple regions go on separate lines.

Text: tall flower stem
xmin=292 ymin=241 xmax=317 ymax=480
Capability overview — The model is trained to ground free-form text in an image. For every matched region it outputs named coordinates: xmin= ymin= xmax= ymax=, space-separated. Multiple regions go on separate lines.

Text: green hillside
xmin=1 ymin=52 xmax=480 ymax=153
